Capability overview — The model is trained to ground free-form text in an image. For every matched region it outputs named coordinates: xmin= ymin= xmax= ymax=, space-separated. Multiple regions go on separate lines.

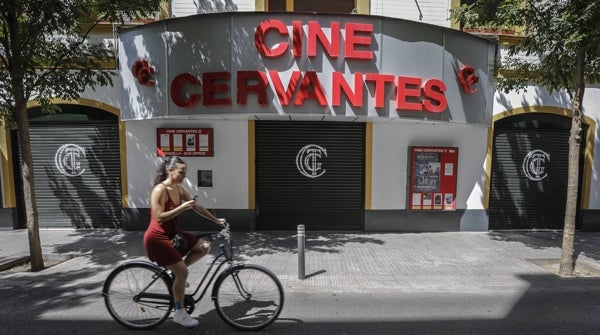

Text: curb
xmin=0 ymin=254 xmax=74 ymax=272
xmin=0 ymin=256 xmax=30 ymax=271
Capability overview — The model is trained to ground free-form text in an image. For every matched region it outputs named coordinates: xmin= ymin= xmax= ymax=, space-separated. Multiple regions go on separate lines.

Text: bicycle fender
xmin=106 ymin=260 xmax=173 ymax=286
xmin=110 ymin=260 xmax=159 ymax=271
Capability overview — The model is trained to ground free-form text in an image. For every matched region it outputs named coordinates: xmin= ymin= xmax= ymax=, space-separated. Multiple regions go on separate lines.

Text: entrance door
xmin=489 ymin=113 xmax=584 ymax=230
xmin=255 ymin=121 xmax=365 ymax=231
xmin=19 ymin=105 xmax=123 ymax=228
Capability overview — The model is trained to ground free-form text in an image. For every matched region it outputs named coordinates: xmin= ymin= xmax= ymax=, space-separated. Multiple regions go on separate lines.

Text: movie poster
xmin=409 ymin=147 xmax=458 ymax=210
xmin=413 ymin=152 xmax=441 ymax=193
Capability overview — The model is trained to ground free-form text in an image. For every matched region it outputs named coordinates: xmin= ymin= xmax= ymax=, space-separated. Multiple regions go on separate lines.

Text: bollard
xmin=297 ymin=224 xmax=305 ymax=279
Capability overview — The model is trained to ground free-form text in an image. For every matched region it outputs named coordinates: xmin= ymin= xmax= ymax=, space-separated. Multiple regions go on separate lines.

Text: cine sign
xmin=157 ymin=128 xmax=213 ymax=157
xmin=168 ymin=19 xmax=448 ymax=113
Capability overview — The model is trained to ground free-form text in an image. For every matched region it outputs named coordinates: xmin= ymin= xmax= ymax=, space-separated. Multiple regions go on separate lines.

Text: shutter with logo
xmin=256 ymin=121 xmax=365 ymax=231
xmin=489 ymin=128 xmax=570 ymax=229
xmin=28 ymin=122 xmax=122 ymax=228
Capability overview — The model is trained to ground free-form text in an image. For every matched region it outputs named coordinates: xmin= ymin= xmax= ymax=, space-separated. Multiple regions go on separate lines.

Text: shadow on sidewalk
xmin=488 ymin=230 xmax=600 ymax=269
xmin=234 ymin=231 xmax=386 ymax=257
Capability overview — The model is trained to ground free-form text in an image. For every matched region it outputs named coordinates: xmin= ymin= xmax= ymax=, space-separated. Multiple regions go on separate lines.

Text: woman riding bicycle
xmin=143 ymin=156 xmax=224 ymax=328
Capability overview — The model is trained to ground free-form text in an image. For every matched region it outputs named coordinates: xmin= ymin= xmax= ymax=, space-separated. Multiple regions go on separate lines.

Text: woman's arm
xmin=180 ymin=187 xmax=223 ymax=225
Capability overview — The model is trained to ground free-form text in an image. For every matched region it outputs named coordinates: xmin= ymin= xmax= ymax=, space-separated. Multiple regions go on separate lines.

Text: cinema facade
xmin=1 ymin=12 xmax=599 ymax=232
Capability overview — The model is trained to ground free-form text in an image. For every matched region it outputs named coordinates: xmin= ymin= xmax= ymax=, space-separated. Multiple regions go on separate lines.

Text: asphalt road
xmin=2 ymin=283 xmax=600 ymax=335
xmin=4 ymin=229 xmax=600 ymax=334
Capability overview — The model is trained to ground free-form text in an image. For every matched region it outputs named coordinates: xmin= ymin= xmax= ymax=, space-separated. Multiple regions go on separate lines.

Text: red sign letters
xmin=137 ymin=19 xmax=475 ymax=113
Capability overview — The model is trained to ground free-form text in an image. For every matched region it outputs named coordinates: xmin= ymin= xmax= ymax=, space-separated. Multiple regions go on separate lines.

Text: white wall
xmin=371 ymin=0 xmax=452 ymax=27
xmin=170 ymin=0 xmax=453 ymax=26
xmin=81 ymin=73 xmax=121 ymax=108
xmin=371 ymin=121 xmax=489 ymax=210
xmin=171 ymin=0 xmax=255 ymax=17
xmin=125 ymin=119 xmax=249 ymax=209
xmin=494 ymin=86 xmax=600 ymax=210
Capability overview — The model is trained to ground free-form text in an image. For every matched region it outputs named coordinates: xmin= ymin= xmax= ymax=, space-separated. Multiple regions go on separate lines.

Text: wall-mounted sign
xmin=157 ymin=128 xmax=213 ymax=157
xmin=409 ymin=146 xmax=458 ymax=210
xmin=167 ymin=19 xmax=448 ymax=112
xmin=119 ymin=13 xmax=494 ymax=124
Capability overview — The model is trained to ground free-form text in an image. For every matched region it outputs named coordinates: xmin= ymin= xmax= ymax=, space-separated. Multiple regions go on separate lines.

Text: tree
xmin=0 ymin=0 xmax=162 ymax=271
xmin=452 ymin=0 xmax=600 ymax=276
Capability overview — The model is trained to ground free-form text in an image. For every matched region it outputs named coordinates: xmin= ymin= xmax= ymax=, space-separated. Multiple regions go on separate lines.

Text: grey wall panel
xmin=364 ymin=209 xmax=463 ymax=232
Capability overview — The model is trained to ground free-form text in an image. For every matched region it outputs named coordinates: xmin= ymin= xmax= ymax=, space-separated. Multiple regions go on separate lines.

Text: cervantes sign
xmin=166 ymin=20 xmax=450 ymax=113
xmin=119 ymin=13 xmax=493 ymax=124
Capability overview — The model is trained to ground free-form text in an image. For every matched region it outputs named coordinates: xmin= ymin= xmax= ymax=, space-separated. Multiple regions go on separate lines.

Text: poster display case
xmin=409 ymin=146 xmax=458 ymax=210
xmin=157 ymin=128 xmax=214 ymax=157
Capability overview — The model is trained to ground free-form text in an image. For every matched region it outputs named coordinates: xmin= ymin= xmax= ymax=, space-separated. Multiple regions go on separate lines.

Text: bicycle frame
xmin=187 ymin=240 xmax=236 ymax=305
xmin=136 ymin=227 xmax=239 ymax=309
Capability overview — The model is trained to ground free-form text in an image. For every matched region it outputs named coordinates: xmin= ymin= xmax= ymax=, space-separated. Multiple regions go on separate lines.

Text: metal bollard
xmin=297 ymin=224 xmax=305 ymax=279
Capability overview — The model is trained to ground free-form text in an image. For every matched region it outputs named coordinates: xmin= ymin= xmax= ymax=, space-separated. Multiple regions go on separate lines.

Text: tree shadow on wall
xmin=43 ymin=123 xmax=122 ymax=228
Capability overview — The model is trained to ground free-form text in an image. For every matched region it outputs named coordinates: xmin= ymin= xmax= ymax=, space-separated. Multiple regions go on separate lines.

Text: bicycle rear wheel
xmin=213 ymin=264 xmax=284 ymax=331
xmin=103 ymin=261 xmax=173 ymax=330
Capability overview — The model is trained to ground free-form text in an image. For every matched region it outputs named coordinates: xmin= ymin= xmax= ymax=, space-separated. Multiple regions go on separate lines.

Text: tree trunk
xmin=15 ymin=103 xmax=45 ymax=271
xmin=559 ymin=113 xmax=581 ymax=276
xmin=6 ymin=1 xmax=44 ymax=271
xmin=558 ymin=47 xmax=585 ymax=277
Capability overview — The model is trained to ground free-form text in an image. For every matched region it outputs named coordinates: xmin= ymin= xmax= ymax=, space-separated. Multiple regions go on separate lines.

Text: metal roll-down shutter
xmin=489 ymin=128 xmax=570 ymax=229
xmin=28 ymin=121 xmax=122 ymax=228
xmin=256 ymin=121 xmax=365 ymax=231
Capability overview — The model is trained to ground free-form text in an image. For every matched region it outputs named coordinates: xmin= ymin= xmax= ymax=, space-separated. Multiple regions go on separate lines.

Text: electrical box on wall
xmin=198 ymin=170 xmax=213 ymax=187
xmin=408 ymin=146 xmax=458 ymax=210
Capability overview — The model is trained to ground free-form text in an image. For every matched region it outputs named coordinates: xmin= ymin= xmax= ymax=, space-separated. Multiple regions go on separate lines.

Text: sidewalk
xmin=2 ymin=228 xmax=600 ymax=292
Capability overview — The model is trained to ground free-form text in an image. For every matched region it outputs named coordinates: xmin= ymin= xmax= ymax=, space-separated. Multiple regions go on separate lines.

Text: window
xmin=268 ymin=0 xmax=286 ymax=11
xmin=268 ymin=0 xmax=356 ymax=14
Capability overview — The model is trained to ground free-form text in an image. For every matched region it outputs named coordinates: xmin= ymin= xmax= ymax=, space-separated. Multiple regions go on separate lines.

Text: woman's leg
xmin=184 ymin=239 xmax=211 ymax=266
xmin=167 ymin=261 xmax=198 ymax=327
xmin=167 ymin=261 xmax=188 ymax=307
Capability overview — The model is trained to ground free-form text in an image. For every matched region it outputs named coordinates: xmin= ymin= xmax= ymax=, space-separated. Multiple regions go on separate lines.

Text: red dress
xmin=143 ymin=186 xmax=199 ymax=267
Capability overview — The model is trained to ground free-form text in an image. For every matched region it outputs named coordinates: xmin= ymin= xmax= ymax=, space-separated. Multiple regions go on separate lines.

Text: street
xmin=3 ymin=229 xmax=600 ymax=334
xmin=2 ymin=276 xmax=600 ymax=335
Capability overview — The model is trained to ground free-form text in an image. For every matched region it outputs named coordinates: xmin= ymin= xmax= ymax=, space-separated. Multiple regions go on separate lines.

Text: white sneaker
xmin=173 ymin=309 xmax=199 ymax=328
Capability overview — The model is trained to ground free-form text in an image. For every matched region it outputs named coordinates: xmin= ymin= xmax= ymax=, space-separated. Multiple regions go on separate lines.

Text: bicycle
xmin=102 ymin=222 xmax=284 ymax=331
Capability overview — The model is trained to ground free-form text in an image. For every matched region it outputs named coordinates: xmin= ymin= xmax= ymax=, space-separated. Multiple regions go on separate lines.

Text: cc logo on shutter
xmin=55 ymin=144 xmax=86 ymax=177
xmin=296 ymin=144 xmax=327 ymax=179
xmin=522 ymin=149 xmax=550 ymax=181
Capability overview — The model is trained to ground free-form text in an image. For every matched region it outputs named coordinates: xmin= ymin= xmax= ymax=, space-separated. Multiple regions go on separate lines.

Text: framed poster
xmin=157 ymin=128 xmax=214 ymax=157
xmin=409 ymin=147 xmax=458 ymax=210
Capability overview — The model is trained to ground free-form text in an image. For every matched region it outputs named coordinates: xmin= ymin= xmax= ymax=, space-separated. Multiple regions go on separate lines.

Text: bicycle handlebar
xmin=193 ymin=221 xmax=230 ymax=242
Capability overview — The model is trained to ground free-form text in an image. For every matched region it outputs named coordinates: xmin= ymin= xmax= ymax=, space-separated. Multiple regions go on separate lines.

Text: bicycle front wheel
xmin=213 ymin=264 xmax=284 ymax=331
xmin=103 ymin=261 xmax=173 ymax=330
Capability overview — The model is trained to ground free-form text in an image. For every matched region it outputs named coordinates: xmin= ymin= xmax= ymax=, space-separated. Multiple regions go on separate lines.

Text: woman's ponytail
xmin=153 ymin=156 xmax=186 ymax=186
xmin=153 ymin=160 xmax=168 ymax=186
